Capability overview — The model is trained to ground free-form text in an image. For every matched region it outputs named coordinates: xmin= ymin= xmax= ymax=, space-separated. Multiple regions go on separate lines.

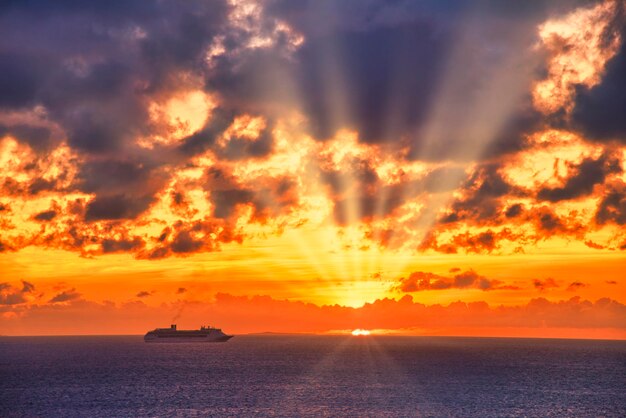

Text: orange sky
xmin=0 ymin=0 xmax=625 ymax=338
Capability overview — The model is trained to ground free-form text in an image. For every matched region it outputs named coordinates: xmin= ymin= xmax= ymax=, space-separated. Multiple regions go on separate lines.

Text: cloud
xmin=137 ymin=219 xmax=244 ymax=259
xmin=33 ymin=210 xmax=57 ymax=222
xmin=265 ymin=1 xmax=561 ymax=161
xmin=419 ymin=228 xmax=524 ymax=255
xmin=2 ymin=292 xmax=625 ymax=337
xmin=0 ymin=0 xmax=624 ymax=261
xmin=84 ymin=194 xmax=155 ymax=221
xmin=0 ymin=281 xmax=36 ymax=305
xmin=533 ymin=278 xmax=560 ymax=291
xmin=595 ymin=181 xmax=626 ymax=226
xmin=537 ymin=153 xmax=621 ymax=202
xmin=0 ymin=0 xmax=230 ymax=227
xmin=572 ymin=22 xmax=626 ymax=143
xmin=395 ymin=269 xmax=519 ymax=293
xmin=136 ymin=291 xmax=152 ymax=298
xmin=438 ymin=163 xmax=522 ymax=226
xmin=567 ymin=282 xmax=587 ymax=291
xmin=176 ymin=287 xmax=187 ymax=294
xmin=534 ymin=1 xmax=622 ymax=116
xmin=49 ymin=289 xmax=81 ymax=303
xmin=203 ymin=167 xmax=300 ymax=220
xmin=101 ymin=238 xmax=144 ymax=254
xmin=0 ymin=123 xmax=53 ymax=150
xmin=584 ymin=240 xmax=605 ymax=250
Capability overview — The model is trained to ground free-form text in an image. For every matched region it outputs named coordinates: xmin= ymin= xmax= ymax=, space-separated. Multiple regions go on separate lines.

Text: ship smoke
xmin=171 ymin=301 xmax=187 ymax=323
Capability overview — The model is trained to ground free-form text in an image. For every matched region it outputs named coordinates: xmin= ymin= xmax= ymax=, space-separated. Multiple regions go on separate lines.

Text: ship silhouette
xmin=144 ymin=324 xmax=233 ymax=343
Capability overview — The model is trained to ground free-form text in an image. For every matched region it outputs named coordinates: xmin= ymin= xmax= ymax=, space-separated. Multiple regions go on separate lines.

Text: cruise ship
xmin=144 ymin=324 xmax=233 ymax=343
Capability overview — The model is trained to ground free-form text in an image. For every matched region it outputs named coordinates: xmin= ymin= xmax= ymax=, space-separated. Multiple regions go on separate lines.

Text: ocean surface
xmin=1 ymin=335 xmax=625 ymax=417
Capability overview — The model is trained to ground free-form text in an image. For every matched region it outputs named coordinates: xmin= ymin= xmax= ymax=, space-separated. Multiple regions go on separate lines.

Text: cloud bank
xmin=1 ymin=291 xmax=624 ymax=339
xmin=0 ymin=0 xmax=624 ymax=260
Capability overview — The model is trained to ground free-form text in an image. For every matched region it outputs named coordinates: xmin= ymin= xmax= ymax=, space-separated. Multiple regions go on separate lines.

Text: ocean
xmin=1 ymin=335 xmax=624 ymax=417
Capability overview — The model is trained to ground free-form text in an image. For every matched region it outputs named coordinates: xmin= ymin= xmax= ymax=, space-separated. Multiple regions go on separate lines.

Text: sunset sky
xmin=1 ymin=0 xmax=625 ymax=338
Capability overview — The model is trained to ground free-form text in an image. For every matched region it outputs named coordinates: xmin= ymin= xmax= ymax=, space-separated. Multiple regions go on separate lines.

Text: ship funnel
xmin=171 ymin=324 xmax=177 ymax=330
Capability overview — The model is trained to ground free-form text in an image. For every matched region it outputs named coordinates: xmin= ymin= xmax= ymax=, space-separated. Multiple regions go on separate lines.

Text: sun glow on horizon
xmin=352 ymin=329 xmax=371 ymax=336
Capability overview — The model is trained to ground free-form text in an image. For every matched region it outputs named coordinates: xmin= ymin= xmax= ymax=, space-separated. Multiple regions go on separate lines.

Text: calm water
xmin=1 ymin=335 xmax=624 ymax=417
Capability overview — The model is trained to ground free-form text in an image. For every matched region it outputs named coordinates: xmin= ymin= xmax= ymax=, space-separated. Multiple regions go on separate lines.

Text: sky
xmin=0 ymin=0 xmax=625 ymax=338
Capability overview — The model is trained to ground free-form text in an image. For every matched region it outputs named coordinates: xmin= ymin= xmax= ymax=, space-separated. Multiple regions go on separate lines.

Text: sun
xmin=351 ymin=329 xmax=371 ymax=336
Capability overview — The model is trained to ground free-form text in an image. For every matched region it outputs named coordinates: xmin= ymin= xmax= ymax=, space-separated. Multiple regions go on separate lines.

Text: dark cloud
xmin=85 ymin=194 xmax=155 ymax=221
xmin=326 ymin=161 xmax=468 ymax=225
xmin=210 ymin=189 xmax=256 ymax=219
xmin=452 ymin=231 xmax=497 ymax=253
xmin=439 ymin=164 xmax=522 ymax=225
xmin=595 ymin=181 xmax=626 ymax=226
xmin=537 ymin=153 xmax=622 ymax=202
xmin=533 ymin=278 xmax=559 ymax=291
xmin=170 ymin=230 xmax=205 ymax=254
xmin=176 ymin=287 xmax=187 ymax=294
xmin=101 ymin=238 xmax=144 ymax=254
xmin=297 ymin=21 xmax=448 ymax=143
xmin=204 ymin=167 xmax=299 ymax=220
xmin=210 ymin=0 xmax=570 ymax=160
xmin=49 ymin=289 xmax=81 ymax=303
xmin=33 ymin=210 xmax=57 ymax=222
xmin=28 ymin=178 xmax=58 ymax=195
xmin=216 ymin=120 xmax=275 ymax=161
xmin=567 ymin=281 xmax=587 ymax=291
xmin=0 ymin=240 xmax=12 ymax=253
xmin=0 ymin=0 xmax=623 ymax=260
xmin=77 ymin=159 xmax=169 ymax=221
xmin=136 ymin=291 xmax=152 ymax=298
xmin=140 ymin=219 xmax=244 ymax=259
xmin=526 ymin=206 xmax=584 ymax=239
xmin=420 ymin=228 xmax=524 ymax=255
xmin=0 ymin=52 xmax=45 ymax=109
xmin=22 ymin=280 xmax=35 ymax=293
xmin=0 ymin=123 xmax=53 ymax=150
xmin=61 ymin=103 xmax=147 ymax=154
xmin=396 ymin=269 xmax=518 ymax=293
xmin=78 ymin=160 xmax=163 ymax=195
xmin=0 ymin=0 xmax=229 ymax=227
xmin=177 ymin=108 xmax=235 ymax=157
xmin=505 ymin=203 xmax=524 ymax=218
xmin=479 ymin=108 xmax=543 ymax=159
xmin=0 ymin=280 xmax=35 ymax=305
xmin=536 ymin=209 xmax=563 ymax=232
xmin=572 ymin=24 xmax=626 ymax=144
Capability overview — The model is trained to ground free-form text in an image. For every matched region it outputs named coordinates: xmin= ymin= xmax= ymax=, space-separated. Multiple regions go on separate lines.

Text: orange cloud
xmin=533 ymin=0 xmax=622 ymax=114
xmin=48 ymin=289 xmax=81 ymax=304
xmin=533 ymin=278 xmax=560 ymax=292
xmin=2 ymin=292 xmax=624 ymax=339
xmin=0 ymin=281 xmax=36 ymax=305
xmin=395 ymin=270 xmax=520 ymax=293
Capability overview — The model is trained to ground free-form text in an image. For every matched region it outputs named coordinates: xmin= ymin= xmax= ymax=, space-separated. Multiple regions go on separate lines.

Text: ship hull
xmin=144 ymin=325 xmax=233 ymax=343
xmin=144 ymin=335 xmax=233 ymax=343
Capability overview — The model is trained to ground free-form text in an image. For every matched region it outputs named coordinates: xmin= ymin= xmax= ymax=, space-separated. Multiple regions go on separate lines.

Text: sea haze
xmin=1 ymin=336 xmax=625 ymax=417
